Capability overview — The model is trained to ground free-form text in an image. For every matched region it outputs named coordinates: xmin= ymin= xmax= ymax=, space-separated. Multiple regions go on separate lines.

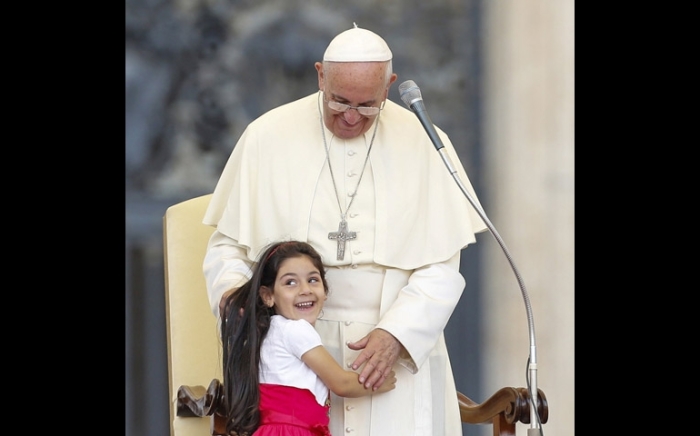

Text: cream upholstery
xmin=163 ymin=194 xmax=222 ymax=436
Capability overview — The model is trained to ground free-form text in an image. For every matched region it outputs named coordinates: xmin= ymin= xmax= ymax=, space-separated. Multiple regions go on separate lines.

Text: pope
xmin=202 ymin=24 xmax=487 ymax=436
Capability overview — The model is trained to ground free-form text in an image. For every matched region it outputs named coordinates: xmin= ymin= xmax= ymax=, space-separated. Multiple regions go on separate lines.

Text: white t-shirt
xmin=259 ymin=315 xmax=329 ymax=406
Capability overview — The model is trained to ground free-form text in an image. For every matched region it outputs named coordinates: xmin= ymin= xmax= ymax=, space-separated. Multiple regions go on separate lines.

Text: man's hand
xmin=347 ymin=328 xmax=403 ymax=390
xmin=219 ymin=288 xmax=237 ymax=318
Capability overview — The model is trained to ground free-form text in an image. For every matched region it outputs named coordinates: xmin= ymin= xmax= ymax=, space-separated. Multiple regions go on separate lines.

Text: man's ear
xmin=315 ymin=62 xmax=324 ymax=90
xmin=259 ymin=286 xmax=274 ymax=307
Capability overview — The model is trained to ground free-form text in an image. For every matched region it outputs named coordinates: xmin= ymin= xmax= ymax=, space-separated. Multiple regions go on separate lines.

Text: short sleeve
xmin=281 ymin=319 xmax=324 ymax=359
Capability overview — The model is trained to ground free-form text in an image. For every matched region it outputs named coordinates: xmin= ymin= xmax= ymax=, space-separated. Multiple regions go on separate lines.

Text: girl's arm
xmin=302 ymin=345 xmax=396 ymax=398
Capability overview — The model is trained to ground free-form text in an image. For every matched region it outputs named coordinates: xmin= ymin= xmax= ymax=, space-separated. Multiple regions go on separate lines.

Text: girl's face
xmin=262 ymin=255 xmax=327 ymax=326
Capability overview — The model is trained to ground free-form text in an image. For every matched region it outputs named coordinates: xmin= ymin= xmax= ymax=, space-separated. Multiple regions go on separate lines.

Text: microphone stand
xmin=399 ymin=79 xmax=543 ymax=434
xmin=435 ymin=148 xmax=542 ymax=436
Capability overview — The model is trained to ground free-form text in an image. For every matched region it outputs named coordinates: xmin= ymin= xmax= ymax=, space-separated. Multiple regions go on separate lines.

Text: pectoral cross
xmin=328 ymin=219 xmax=357 ymax=260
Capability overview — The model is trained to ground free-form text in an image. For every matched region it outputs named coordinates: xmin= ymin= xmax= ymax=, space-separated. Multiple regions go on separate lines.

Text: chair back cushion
xmin=163 ymin=194 xmax=221 ymax=435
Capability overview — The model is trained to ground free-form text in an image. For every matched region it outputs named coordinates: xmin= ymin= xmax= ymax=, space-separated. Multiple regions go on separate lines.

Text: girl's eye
xmin=285 ymin=279 xmax=297 ymax=286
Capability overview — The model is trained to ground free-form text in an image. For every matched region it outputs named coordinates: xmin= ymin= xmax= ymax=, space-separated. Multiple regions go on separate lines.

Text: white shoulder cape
xmin=203 ymin=93 xmax=487 ymax=270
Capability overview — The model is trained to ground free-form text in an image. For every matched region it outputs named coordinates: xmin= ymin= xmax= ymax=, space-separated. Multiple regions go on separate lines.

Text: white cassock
xmin=203 ymin=91 xmax=487 ymax=436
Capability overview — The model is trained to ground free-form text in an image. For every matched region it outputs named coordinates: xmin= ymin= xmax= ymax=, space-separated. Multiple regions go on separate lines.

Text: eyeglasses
xmin=324 ymin=94 xmax=385 ymax=116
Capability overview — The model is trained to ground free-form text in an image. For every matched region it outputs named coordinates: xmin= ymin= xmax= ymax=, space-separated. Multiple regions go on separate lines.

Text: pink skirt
xmin=253 ymin=384 xmax=331 ymax=436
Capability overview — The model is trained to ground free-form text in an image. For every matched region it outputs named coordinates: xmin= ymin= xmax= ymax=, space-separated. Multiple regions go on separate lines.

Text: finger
xmin=352 ymin=347 xmax=375 ymax=371
xmin=346 ymin=335 xmax=369 ymax=350
xmin=387 ymin=370 xmax=397 ymax=385
xmin=357 ymin=358 xmax=377 ymax=383
xmin=364 ymin=363 xmax=389 ymax=389
xmin=371 ymin=372 xmax=388 ymax=391
xmin=370 ymin=366 xmax=391 ymax=390
xmin=377 ymin=369 xmax=398 ymax=390
xmin=381 ymin=370 xmax=395 ymax=383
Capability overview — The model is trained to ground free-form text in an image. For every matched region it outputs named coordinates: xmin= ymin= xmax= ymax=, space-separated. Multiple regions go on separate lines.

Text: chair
xmin=163 ymin=194 xmax=222 ymax=436
xmin=163 ymin=194 xmax=547 ymax=436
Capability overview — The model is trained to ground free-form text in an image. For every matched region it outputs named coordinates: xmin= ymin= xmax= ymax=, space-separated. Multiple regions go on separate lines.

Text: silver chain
xmin=317 ymin=90 xmax=380 ymax=221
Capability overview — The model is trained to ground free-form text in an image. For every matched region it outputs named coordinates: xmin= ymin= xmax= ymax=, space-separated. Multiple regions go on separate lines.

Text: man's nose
xmin=343 ymin=108 xmax=363 ymax=124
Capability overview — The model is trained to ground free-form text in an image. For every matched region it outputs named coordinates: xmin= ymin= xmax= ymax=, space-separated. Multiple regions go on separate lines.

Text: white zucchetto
xmin=323 ymin=24 xmax=393 ymax=62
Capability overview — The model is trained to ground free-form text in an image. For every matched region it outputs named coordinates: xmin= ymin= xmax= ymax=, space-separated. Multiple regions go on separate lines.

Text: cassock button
xmin=348 ymin=150 xmax=356 ymax=156
xmin=346 ymin=405 xmax=354 ymax=411
xmin=346 ymin=361 xmax=353 ymax=368
xmin=351 ymin=264 xmax=358 ymax=269
xmin=353 ymin=250 xmax=360 ymax=255
xmin=345 ymin=321 xmax=352 ymax=326
xmin=345 ymin=427 xmax=354 ymax=433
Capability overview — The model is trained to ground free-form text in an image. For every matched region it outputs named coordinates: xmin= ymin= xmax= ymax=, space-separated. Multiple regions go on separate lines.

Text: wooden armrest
xmin=177 ymin=379 xmax=228 ymax=435
xmin=458 ymin=388 xmax=548 ymax=435
xmin=176 ymin=379 xmax=223 ymax=417
xmin=177 ymin=380 xmax=548 ymax=436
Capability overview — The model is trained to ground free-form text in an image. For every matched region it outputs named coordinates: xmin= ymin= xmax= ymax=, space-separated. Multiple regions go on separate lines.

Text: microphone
xmin=399 ymin=79 xmax=543 ymax=434
xmin=398 ymin=80 xmax=445 ymax=151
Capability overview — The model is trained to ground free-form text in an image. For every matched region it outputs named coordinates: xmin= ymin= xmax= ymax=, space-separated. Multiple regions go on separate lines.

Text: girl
xmin=220 ymin=241 xmax=396 ymax=435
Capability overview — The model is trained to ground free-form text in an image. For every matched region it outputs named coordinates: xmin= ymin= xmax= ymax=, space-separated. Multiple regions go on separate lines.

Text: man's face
xmin=317 ymin=61 xmax=393 ymax=139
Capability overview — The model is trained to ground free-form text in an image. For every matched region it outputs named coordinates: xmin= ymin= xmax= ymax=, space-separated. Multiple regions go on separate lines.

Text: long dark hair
xmin=220 ymin=240 xmax=329 ymax=435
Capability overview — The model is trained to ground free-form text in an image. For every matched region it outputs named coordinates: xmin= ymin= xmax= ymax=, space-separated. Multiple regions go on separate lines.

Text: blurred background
xmin=125 ymin=1 xmax=574 ymax=435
